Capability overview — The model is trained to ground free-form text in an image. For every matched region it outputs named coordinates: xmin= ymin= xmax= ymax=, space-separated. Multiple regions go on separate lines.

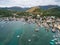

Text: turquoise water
xmin=0 ymin=21 xmax=53 ymax=45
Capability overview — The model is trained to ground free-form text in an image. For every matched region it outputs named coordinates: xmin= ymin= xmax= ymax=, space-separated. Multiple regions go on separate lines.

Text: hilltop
xmin=26 ymin=6 xmax=42 ymax=15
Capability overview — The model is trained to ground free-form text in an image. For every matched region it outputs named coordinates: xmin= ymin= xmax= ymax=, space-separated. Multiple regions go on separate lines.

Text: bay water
xmin=0 ymin=21 xmax=53 ymax=45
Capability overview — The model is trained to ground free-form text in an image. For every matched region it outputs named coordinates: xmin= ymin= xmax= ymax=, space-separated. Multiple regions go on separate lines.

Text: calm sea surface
xmin=0 ymin=21 xmax=53 ymax=45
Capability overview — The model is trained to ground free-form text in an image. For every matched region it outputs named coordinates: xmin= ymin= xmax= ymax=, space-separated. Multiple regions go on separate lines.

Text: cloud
xmin=0 ymin=0 xmax=60 ymax=7
xmin=55 ymin=0 xmax=60 ymax=2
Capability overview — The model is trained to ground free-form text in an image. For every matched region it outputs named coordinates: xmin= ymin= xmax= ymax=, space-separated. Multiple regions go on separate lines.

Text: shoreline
xmin=0 ymin=16 xmax=60 ymax=31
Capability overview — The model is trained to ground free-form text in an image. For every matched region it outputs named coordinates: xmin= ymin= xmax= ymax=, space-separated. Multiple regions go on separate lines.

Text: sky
xmin=0 ymin=0 xmax=60 ymax=7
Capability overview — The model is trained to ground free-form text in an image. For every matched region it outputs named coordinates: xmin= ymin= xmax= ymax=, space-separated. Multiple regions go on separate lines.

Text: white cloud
xmin=0 ymin=0 xmax=60 ymax=7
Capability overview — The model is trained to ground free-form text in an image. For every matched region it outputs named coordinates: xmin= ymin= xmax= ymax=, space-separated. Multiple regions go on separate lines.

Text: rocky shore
xmin=0 ymin=16 xmax=60 ymax=31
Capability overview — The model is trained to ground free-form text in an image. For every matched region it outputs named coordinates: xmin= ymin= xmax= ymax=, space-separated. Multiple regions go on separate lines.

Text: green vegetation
xmin=0 ymin=9 xmax=13 ymax=17
xmin=16 ymin=12 xmax=31 ymax=17
xmin=0 ymin=7 xmax=60 ymax=18
xmin=43 ymin=7 xmax=60 ymax=17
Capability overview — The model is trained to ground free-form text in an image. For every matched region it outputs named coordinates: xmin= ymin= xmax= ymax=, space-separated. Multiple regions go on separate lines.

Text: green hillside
xmin=43 ymin=7 xmax=60 ymax=17
xmin=0 ymin=7 xmax=60 ymax=18
xmin=0 ymin=9 xmax=13 ymax=17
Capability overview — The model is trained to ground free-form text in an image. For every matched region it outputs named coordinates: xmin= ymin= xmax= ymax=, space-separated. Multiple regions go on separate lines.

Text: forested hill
xmin=0 ymin=5 xmax=60 ymax=17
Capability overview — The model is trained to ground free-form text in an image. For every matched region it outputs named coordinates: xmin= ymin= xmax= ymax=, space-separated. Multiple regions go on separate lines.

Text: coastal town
xmin=0 ymin=15 xmax=60 ymax=30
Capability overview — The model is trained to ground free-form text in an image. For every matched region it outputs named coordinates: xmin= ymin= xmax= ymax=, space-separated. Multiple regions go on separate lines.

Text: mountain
xmin=39 ymin=5 xmax=59 ymax=10
xmin=0 ymin=5 xmax=59 ymax=11
xmin=26 ymin=5 xmax=60 ymax=12
xmin=0 ymin=5 xmax=60 ymax=17
xmin=26 ymin=5 xmax=60 ymax=15
xmin=0 ymin=6 xmax=29 ymax=12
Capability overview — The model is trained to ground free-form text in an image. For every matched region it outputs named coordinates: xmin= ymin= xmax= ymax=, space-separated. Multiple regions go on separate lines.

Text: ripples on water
xmin=0 ymin=21 xmax=53 ymax=45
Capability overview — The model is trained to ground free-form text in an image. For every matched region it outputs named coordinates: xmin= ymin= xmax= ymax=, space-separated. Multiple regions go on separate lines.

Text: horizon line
xmin=0 ymin=5 xmax=60 ymax=8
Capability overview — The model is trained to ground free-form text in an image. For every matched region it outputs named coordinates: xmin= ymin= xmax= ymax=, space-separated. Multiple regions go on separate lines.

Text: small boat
xmin=52 ymin=28 xmax=56 ymax=33
xmin=28 ymin=39 xmax=31 ymax=42
xmin=35 ymin=28 xmax=39 ymax=32
xmin=50 ymin=39 xmax=55 ymax=45
xmin=17 ymin=35 xmax=20 ymax=38
xmin=55 ymin=42 xmax=60 ymax=45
